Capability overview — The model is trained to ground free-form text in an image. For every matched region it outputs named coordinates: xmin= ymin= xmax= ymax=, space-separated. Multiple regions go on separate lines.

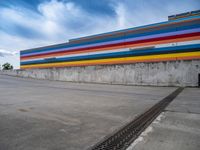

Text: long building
xmin=20 ymin=10 xmax=200 ymax=69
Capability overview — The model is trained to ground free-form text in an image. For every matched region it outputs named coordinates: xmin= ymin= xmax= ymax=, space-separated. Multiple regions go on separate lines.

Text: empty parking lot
xmin=0 ymin=75 xmax=176 ymax=150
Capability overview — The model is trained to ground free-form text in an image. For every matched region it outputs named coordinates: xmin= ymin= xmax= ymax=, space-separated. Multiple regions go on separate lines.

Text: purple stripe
xmin=21 ymin=28 xmax=200 ymax=57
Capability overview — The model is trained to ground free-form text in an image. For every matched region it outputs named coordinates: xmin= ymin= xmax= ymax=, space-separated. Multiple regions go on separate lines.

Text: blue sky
xmin=0 ymin=0 xmax=199 ymax=69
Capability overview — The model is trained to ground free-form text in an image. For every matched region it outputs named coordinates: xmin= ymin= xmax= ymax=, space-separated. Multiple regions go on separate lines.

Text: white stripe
xmin=22 ymin=28 xmax=200 ymax=57
xmin=155 ymin=39 xmax=200 ymax=48
xmin=21 ymin=40 xmax=200 ymax=63
xmin=21 ymin=48 xmax=129 ymax=62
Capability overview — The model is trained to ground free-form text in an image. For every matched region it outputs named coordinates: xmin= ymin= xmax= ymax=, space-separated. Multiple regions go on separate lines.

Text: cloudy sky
xmin=0 ymin=0 xmax=199 ymax=69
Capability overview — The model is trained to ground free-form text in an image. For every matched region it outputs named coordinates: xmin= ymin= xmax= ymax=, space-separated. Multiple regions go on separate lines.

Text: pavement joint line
xmin=87 ymin=87 xmax=184 ymax=150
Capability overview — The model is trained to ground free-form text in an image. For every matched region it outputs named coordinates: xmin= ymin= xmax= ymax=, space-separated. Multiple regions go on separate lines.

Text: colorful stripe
xmin=21 ymin=51 xmax=200 ymax=69
xmin=21 ymin=27 xmax=200 ymax=57
xmin=20 ymin=14 xmax=200 ymax=69
xmin=21 ymin=44 xmax=200 ymax=65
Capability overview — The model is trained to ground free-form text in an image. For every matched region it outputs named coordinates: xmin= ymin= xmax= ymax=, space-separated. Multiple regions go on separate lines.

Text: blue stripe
xmin=70 ymin=24 xmax=200 ymax=46
xmin=21 ymin=44 xmax=200 ymax=65
xmin=21 ymin=27 xmax=200 ymax=57
xmin=21 ymin=24 xmax=200 ymax=56
xmin=70 ymin=15 xmax=200 ymax=43
xmin=21 ymin=15 xmax=200 ymax=55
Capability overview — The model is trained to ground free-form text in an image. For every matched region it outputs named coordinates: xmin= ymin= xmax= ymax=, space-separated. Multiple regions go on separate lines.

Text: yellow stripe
xmin=21 ymin=51 xmax=200 ymax=69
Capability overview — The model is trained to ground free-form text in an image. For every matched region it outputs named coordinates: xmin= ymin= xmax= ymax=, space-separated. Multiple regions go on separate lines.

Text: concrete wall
xmin=1 ymin=60 xmax=200 ymax=87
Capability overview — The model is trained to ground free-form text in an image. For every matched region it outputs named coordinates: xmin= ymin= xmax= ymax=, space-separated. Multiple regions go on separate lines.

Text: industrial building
xmin=20 ymin=10 xmax=200 ymax=69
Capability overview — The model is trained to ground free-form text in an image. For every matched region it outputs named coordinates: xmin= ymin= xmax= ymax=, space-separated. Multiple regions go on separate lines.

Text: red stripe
xmin=21 ymin=32 xmax=200 ymax=59
xmin=70 ymin=18 xmax=200 ymax=44
xmin=21 ymin=36 xmax=200 ymax=61
xmin=21 ymin=56 xmax=200 ymax=69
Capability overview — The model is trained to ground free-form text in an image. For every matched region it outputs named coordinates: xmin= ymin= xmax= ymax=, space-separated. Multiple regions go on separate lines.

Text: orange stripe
xmin=21 ymin=35 xmax=200 ymax=61
xmin=21 ymin=56 xmax=200 ymax=69
xmin=126 ymin=36 xmax=200 ymax=48
xmin=71 ymin=18 xmax=200 ymax=43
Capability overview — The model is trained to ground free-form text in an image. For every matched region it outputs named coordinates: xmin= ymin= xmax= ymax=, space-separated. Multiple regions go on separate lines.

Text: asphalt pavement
xmin=0 ymin=75 xmax=176 ymax=150
xmin=128 ymin=88 xmax=200 ymax=150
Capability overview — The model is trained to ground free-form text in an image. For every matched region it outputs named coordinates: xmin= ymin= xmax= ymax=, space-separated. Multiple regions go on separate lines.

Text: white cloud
xmin=0 ymin=48 xmax=19 ymax=69
xmin=0 ymin=0 xmax=125 ymax=52
xmin=115 ymin=3 xmax=130 ymax=29
xmin=0 ymin=0 xmax=198 ymax=69
xmin=0 ymin=49 xmax=18 ymax=56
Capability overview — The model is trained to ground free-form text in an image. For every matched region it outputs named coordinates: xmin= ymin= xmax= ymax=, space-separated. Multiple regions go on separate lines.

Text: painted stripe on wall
xmin=21 ymin=27 xmax=200 ymax=56
xmin=21 ymin=44 xmax=200 ymax=65
xmin=21 ymin=40 xmax=200 ymax=63
xmin=21 ymin=51 xmax=200 ymax=69
xmin=21 ymin=15 xmax=200 ymax=55
xmin=20 ymin=15 xmax=200 ymax=69
xmin=21 ymin=33 xmax=200 ymax=60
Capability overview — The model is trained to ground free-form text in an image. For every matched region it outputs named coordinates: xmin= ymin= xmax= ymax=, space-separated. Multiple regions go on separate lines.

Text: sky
xmin=0 ymin=0 xmax=199 ymax=69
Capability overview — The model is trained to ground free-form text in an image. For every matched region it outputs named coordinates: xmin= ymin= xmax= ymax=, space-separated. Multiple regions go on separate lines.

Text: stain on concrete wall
xmin=1 ymin=60 xmax=200 ymax=87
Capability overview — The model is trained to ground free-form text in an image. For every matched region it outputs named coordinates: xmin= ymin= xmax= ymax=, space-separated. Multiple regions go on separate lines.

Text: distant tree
xmin=2 ymin=63 xmax=13 ymax=70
